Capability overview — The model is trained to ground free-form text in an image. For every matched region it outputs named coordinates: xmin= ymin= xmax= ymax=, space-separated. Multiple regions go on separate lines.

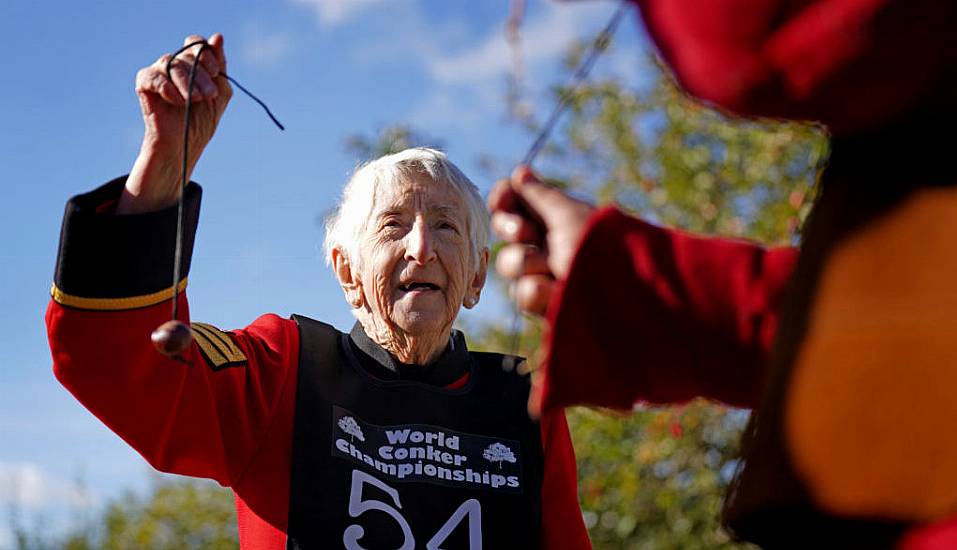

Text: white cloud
xmin=290 ymin=1 xmax=639 ymax=139
xmin=427 ymin=2 xmax=614 ymax=85
xmin=241 ymin=31 xmax=294 ymax=67
xmin=344 ymin=1 xmax=615 ymax=84
xmin=293 ymin=0 xmax=390 ymax=27
xmin=0 ymin=462 xmax=93 ymax=510
xmin=348 ymin=4 xmax=465 ymax=67
xmin=401 ymin=2 xmax=622 ymax=133
xmin=407 ymin=83 xmax=495 ymax=133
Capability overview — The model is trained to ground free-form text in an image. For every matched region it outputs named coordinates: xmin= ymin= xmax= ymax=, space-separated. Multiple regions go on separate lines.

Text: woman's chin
xmin=390 ymin=306 xmax=455 ymax=338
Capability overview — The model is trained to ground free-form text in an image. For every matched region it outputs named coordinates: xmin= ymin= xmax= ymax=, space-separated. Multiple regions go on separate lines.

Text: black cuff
xmin=52 ymin=176 xmax=202 ymax=309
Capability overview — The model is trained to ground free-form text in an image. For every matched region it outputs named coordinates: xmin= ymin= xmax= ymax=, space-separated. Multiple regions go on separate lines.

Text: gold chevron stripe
xmin=51 ymin=279 xmax=188 ymax=310
xmin=191 ymin=322 xmax=246 ymax=369
xmin=192 ymin=322 xmax=245 ymax=359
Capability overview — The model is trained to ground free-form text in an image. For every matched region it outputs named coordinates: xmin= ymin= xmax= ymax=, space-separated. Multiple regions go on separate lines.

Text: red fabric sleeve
xmin=45 ymin=297 xmax=299 ymax=489
xmin=539 ymin=409 xmax=592 ymax=549
xmin=898 ymin=515 xmax=957 ymax=550
xmin=540 ymin=206 xmax=797 ymax=412
xmin=633 ymin=0 xmax=957 ymax=134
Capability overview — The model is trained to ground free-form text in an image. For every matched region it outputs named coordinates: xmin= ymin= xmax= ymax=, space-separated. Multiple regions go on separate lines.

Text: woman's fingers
xmin=207 ymin=33 xmax=232 ymax=102
xmin=208 ymin=33 xmax=227 ymax=74
xmin=183 ymin=34 xmax=221 ymax=78
xmin=136 ymin=60 xmax=184 ymax=106
xmin=138 ymin=55 xmax=216 ymax=106
xmin=143 ymin=35 xmax=220 ymax=105
xmin=167 ymin=54 xmax=218 ymax=101
xmin=496 ymin=244 xmax=551 ymax=280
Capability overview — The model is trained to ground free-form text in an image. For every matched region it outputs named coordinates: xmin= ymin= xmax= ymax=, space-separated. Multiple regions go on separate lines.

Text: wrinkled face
xmin=355 ymin=174 xmax=479 ymax=337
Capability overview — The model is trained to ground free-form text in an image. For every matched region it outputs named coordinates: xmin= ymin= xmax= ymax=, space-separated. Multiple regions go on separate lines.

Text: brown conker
xmin=151 ymin=320 xmax=192 ymax=358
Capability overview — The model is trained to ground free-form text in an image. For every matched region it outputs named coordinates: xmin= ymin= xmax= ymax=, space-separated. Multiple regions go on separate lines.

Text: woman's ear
xmin=464 ymin=247 xmax=489 ymax=309
xmin=332 ymin=248 xmax=363 ymax=308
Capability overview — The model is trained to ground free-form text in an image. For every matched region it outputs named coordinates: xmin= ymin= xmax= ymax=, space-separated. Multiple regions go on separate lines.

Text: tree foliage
xmin=344 ymin=123 xmax=443 ymax=160
xmin=535 ymin=50 xmax=827 ymax=242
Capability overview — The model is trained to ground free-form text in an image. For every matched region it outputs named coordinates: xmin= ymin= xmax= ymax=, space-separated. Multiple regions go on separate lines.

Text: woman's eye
xmin=381 ymin=219 xmax=403 ymax=230
xmin=438 ymin=221 xmax=459 ymax=232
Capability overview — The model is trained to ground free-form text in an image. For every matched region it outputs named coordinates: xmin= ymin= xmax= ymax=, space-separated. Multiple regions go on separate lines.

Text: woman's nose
xmin=405 ymin=220 xmax=436 ymax=264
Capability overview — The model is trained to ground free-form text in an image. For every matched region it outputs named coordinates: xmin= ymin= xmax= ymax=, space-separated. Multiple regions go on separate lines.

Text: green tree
xmin=10 ymin=477 xmax=238 ymax=550
xmin=95 ymin=478 xmax=236 ymax=550
xmin=344 ymin=124 xmax=442 ymax=160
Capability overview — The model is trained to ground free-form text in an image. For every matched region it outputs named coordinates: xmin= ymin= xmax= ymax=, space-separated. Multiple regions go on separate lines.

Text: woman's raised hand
xmin=118 ymin=33 xmax=233 ymax=214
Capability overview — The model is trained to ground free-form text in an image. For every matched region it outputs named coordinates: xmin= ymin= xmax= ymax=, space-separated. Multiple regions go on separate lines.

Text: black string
xmin=505 ymin=2 xmax=627 ymax=368
xmin=164 ymin=40 xmax=284 ymax=323
xmin=222 ymin=74 xmax=285 ymax=130
xmin=521 ymin=2 xmax=626 ymax=166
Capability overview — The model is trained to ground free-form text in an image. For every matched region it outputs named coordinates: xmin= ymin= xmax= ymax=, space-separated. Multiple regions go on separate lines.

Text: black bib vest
xmin=286 ymin=316 xmax=544 ymax=549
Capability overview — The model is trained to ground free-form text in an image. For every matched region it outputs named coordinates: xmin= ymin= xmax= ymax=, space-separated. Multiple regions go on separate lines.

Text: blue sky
xmin=0 ymin=0 xmax=649 ymax=544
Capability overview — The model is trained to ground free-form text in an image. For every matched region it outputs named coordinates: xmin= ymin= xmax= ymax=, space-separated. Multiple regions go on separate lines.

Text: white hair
xmin=324 ymin=147 xmax=490 ymax=273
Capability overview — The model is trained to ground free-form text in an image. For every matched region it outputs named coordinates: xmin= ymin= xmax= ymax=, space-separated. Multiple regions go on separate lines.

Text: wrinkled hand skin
xmin=119 ymin=33 xmax=233 ymax=215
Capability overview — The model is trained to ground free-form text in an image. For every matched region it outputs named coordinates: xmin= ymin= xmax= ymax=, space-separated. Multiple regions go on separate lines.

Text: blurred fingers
xmin=491 ymin=212 xmax=542 ymax=244
xmin=509 ymin=165 xmax=577 ymax=224
xmin=496 ymin=244 xmax=551 ymax=280
xmin=488 ymin=178 xmax=519 ymax=213
xmin=510 ymin=275 xmax=553 ymax=316
xmin=527 ymin=372 xmax=543 ymax=419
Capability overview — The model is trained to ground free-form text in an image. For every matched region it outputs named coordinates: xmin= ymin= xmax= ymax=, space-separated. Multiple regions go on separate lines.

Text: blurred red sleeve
xmin=540 ymin=206 xmax=797 ymax=412
xmin=633 ymin=0 xmax=956 ymax=134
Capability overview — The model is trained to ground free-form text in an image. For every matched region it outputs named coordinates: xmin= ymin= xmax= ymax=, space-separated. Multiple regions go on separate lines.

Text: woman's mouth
xmin=398 ymin=282 xmax=440 ymax=293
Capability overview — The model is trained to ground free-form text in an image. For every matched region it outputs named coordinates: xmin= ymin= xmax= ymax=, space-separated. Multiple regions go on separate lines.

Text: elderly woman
xmin=45 ymin=34 xmax=590 ymax=549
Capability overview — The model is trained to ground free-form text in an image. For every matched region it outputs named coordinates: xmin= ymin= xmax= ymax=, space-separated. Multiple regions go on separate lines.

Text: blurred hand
xmin=118 ymin=33 xmax=233 ymax=214
xmin=488 ymin=166 xmax=594 ymax=316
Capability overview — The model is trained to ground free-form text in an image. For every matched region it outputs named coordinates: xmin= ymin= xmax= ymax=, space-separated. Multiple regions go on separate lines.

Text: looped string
xmin=166 ymin=41 xmax=285 ymax=130
xmin=163 ymin=40 xmax=284 ymax=324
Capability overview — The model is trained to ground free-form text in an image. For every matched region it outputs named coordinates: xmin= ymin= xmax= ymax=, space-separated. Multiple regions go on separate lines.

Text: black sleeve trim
xmin=52 ymin=176 xmax=202 ymax=303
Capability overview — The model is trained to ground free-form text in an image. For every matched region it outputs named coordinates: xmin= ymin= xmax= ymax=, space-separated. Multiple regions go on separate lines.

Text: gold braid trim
xmin=50 ymin=278 xmax=188 ymax=310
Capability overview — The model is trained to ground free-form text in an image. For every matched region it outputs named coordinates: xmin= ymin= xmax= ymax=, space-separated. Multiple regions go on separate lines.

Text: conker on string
xmin=152 ymin=320 xmax=192 ymax=357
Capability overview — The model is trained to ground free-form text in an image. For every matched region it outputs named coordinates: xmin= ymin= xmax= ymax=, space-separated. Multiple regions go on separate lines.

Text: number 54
xmin=344 ymin=469 xmax=483 ymax=550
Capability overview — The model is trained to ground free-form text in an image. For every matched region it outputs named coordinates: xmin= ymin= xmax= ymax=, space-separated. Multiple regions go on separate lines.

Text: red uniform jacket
xmin=536 ymin=0 xmax=957 ymax=547
xmin=46 ymin=178 xmax=591 ymax=549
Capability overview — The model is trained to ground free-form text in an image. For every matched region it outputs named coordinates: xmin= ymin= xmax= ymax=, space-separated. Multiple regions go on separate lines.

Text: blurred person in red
xmin=491 ymin=1 xmax=957 ymax=548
